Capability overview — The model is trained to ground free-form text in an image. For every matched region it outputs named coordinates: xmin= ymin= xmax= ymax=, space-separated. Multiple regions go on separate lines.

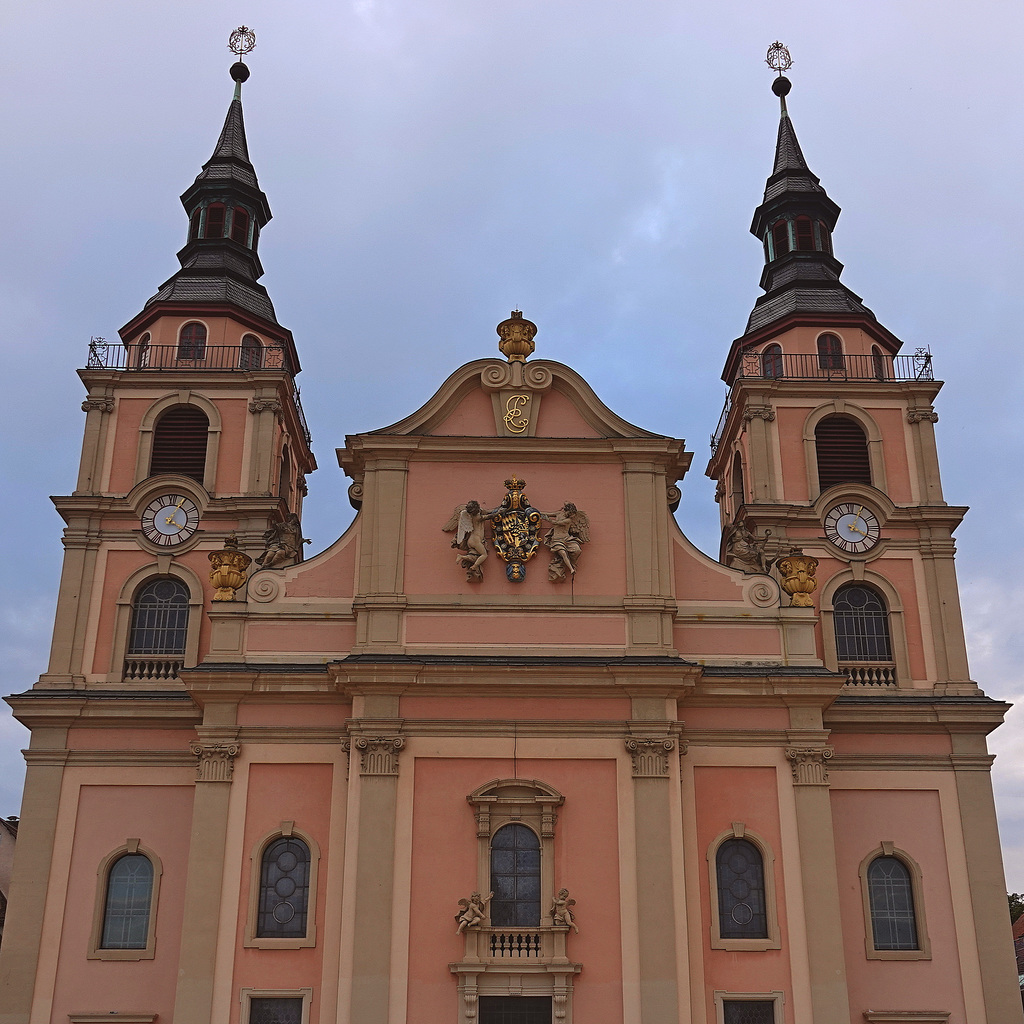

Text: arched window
xmin=794 ymin=216 xmax=815 ymax=251
xmin=127 ymin=578 xmax=189 ymax=658
xmin=872 ymin=345 xmax=886 ymax=380
xmin=866 ymin=855 xmax=919 ymax=950
xmin=761 ymin=343 xmax=783 ymax=378
xmin=715 ymin=838 xmax=768 ymax=939
xmin=770 ymin=220 xmax=789 ymax=259
xmin=730 ymin=453 xmax=745 ymax=513
xmin=150 ymin=405 xmax=209 ymax=482
xmin=135 ymin=332 xmax=150 ymax=368
xmin=815 ymin=415 xmax=871 ymax=489
xmin=490 ymin=824 xmax=541 ymax=927
xmin=833 ymin=584 xmax=892 ymax=663
xmin=100 ymin=853 xmax=154 ymax=949
xmin=816 ymin=332 xmax=844 ymax=371
xmin=279 ymin=445 xmax=293 ymax=509
xmin=189 ymin=207 xmax=202 ymax=241
xmin=203 ymin=203 xmax=226 ymax=239
xmin=256 ymin=836 xmax=311 ymax=939
xmin=240 ymin=333 xmax=263 ymax=370
xmin=817 ymin=221 xmax=833 ymax=255
xmin=177 ymin=321 xmax=207 ymax=361
xmin=231 ymin=206 xmax=251 ymax=244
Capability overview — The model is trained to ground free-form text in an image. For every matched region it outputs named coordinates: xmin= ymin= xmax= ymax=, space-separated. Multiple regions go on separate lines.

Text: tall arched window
xmin=872 ymin=345 xmax=887 ymax=380
xmin=279 ymin=446 xmax=293 ymax=509
xmin=231 ymin=206 xmax=251 ymax=244
xmin=127 ymin=578 xmax=189 ymax=659
xmin=817 ymin=221 xmax=833 ymax=255
xmin=256 ymin=836 xmax=311 ymax=939
xmin=816 ymin=332 xmax=844 ymax=371
xmin=240 ymin=333 xmax=263 ymax=369
xmin=794 ymin=216 xmax=815 ymax=251
xmin=866 ymin=855 xmax=919 ymax=950
xmin=150 ymin=405 xmax=209 ymax=482
xmin=177 ymin=321 xmax=207 ymax=360
xmin=715 ymin=838 xmax=768 ymax=940
xmin=490 ymin=824 xmax=541 ymax=927
xmin=770 ymin=220 xmax=789 ymax=259
xmin=761 ymin=343 xmax=783 ymax=378
xmin=203 ymin=203 xmax=226 ymax=239
xmin=730 ymin=453 xmax=745 ymax=513
xmin=814 ymin=415 xmax=871 ymax=489
xmin=135 ymin=332 xmax=151 ymax=368
xmin=833 ymin=584 xmax=892 ymax=663
xmin=189 ymin=207 xmax=202 ymax=240
xmin=100 ymin=853 xmax=154 ymax=949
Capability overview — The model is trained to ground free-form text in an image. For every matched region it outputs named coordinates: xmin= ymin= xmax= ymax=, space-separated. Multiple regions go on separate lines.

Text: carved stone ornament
xmin=82 ymin=397 xmax=115 ymax=414
xmin=724 ymin=518 xmax=772 ymax=574
xmin=625 ymin=737 xmax=676 ymax=777
xmin=455 ymin=891 xmax=493 ymax=933
xmin=541 ymin=503 xmax=591 ymax=582
xmin=248 ymin=398 xmax=283 ymax=415
xmin=776 ymin=550 xmax=819 ymax=607
xmin=208 ymin=532 xmax=252 ymax=601
xmin=256 ymin=513 xmax=310 ymax=569
xmin=551 ymin=887 xmax=579 ymax=933
xmin=354 ymin=735 xmax=404 ymax=775
xmin=489 ymin=476 xmax=542 ymax=582
xmin=190 ymin=741 xmax=240 ymax=782
xmin=442 ymin=500 xmax=490 ymax=582
xmin=496 ymin=310 xmax=538 ymax=363
xmin=786 ymin=746 xmax=834 ymax=785
xmin=742 ymin=404 xmax=776 ymax=423
xmin=907 ymin=408 xmax=939 ymax=424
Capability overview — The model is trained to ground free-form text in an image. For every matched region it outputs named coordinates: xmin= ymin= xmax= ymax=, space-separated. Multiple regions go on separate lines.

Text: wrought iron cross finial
xmin=765 ymin=41 xmax=793 ymax=75
xmin=228 ymin=25 xmax=257 ymax=58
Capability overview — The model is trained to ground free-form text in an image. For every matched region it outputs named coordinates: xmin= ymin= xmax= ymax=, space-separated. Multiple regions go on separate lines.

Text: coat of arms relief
xmin=442 ymin=477 xmax=590 ymax=583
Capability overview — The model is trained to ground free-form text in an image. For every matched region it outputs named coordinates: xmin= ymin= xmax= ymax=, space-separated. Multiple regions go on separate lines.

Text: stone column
xmin=785 ymin=745 xmax=851 ymax=1022
xmin=742 ymin=400 xmax=777 ymax=502
xmin=76 ymin=395 xmax=114 ymax=493
xmin=247 ymin=396 xmax=283 ymax=494
xmin=625 ymin=735 xmax=681 ymax=1023
xmin=172 ymin=711 xmax=240 ymax=1024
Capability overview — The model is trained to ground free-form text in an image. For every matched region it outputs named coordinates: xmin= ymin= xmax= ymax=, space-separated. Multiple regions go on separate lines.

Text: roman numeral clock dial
xmin=823 ymin=503 xmax=880 ymax=554
xmin=141 ymin=494 xmax=201 ymax=546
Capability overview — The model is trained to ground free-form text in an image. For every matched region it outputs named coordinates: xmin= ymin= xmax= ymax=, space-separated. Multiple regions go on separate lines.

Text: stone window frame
xmin=244 ymin=821 xmax=321 ymax=949
xmin=707 ymin=823 xmax=781 ymax=951
xmin=713 ymin=990 xmax=784 ymax=1024
xmin=802 ymin=400 xmax=888 ymax=499
xmin=87 ymin=839 xmax=163 ymax=961
xmin=135 ymin=390 xmax=222 ymax=493
xmin=859 ymin=843 xmax=931 ymax=961
xmin=239 ymin=987 xmax=313 ymax=1024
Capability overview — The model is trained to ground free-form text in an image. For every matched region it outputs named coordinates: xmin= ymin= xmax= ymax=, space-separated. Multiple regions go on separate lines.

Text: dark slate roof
xmin=194 ymin=97 xmax=261 ymax=192
xmin=745 ymin=284 xmax=875 ymax=335
xmin=773 ymin=107 xmax=810 ymax=175
xmin=147 ymin=274 xmax=277 ymax=322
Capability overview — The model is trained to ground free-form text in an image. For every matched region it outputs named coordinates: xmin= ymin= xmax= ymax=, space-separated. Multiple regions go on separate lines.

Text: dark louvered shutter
xmin=150 ymin=406 xmax=209 ymax=482
xmin=815 ymin=415 xmax=871 ymax=489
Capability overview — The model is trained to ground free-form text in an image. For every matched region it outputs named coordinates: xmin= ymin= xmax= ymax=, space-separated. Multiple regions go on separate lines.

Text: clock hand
xmin=175 ymin=496 xmax=187 ymax=509
xmin=847 ymin=522 xmax=868 ymax=536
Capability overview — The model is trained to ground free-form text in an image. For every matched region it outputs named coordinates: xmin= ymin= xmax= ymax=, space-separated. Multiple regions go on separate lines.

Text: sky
xmin=1 ymin=1 xmax=1023 ymax=883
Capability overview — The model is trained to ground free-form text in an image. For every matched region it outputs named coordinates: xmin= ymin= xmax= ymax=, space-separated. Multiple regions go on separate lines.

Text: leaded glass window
xmin=867 ymin=855 xmax=919 ymax=950
xmin=761 ymin=343 xmax=783 ymax=378
xmin=128 ymin=578 xmax=189 ymax=656
xmin=100 ymin=853 xmax=153 ymax=949
xmin=490 ymin=823 xmax=541 ymax=927
xmin=178 ymin=321 xmax=207 ymax=360
xmin=716 ymin=838 xmax=768 ymax=939
xmin=256 ymin=837 xmax=311 ymax=938
xmin=723 ymin=1000 xmax=776 ymax=1024
xmin=249 ymin=997 xmax=303 ymax=1024
xmin=240 ymin=334 xmax=263 ymax=370
xmin=834 ymin=585 xmax=892 ymax=662
xmin=478 ymin=996 xmax=552 ymax=1024
xmin=816 ymin=332 xmax=844 ymax=370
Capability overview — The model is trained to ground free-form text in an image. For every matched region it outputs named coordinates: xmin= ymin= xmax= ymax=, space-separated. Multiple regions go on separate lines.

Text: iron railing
xmin=86 ymin=339 xmax=311 ymax=445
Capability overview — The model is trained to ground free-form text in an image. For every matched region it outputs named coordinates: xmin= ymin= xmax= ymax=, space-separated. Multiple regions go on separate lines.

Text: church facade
xmin=0 ymin=49 xmax=1020 ymax=1024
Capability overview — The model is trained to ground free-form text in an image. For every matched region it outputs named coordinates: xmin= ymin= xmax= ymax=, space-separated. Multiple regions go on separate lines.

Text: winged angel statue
xmin=442 ymin=500 xmax=489 ymax=581
xmin=541 ymin=503 xmax=590 ymax=582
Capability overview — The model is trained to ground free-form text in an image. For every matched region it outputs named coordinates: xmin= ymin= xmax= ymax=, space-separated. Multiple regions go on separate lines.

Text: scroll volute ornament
xmin=496 ymin=310 xmax=537 ymax=363
xmin=776 ymin=549 xmax=818 ymax=607
xmin=208 ymin=533 xmax=252 ymax=601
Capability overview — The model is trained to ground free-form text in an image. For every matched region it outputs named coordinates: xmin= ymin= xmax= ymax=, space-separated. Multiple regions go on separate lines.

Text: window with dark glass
xmin=279 ymin=446 xmax=293 ymax=509
xmin=816 ymin=332 xmax=844 ymax=370
xmin=867 ymin=855 xmax=919 ymax=950
xmin=490 ymin=824 xmax=541 ymax=927
xmin=716 ymin=838 xmax=768 ymax=939
xmin=128 ymin=578 xmax=189 ymax=656
xmin=814 ymin=415 xmax=871 ymax=489
xmin=723 ymin=1001 xmax=776 ymax=1024
xmin=833 ymin=584 xmax=892 ymax=662
xmin=240 ymin=333 xmax=263 ymax=370
xmin=150 ymin=404 xmax=209 ymax=481
xmin=231 ymin=206 xmax=251 ymax=244
xmin=730 ymin=453 xmax=745 ymax=512
xmin=479 ymin=996 xmax=552 ymax=1024
xmin=770 ymin=220 xmax=789 ymax=259
xmin=136 ymin=332 xmax=150 ymax=368
xmin=817 ymin=221 xmax=833 ymax=255
xmin=100 ymin=853 xmax=154 ymax=949
xmin=256 ymin=837 xmax=311 ymax=939
xmin=189 ymin=207 xmax=202 ymax=240
xmin=794 ymin=216 xmax=814 ymax=251
xmin=761 ymin=343 xmax=783 ymax=378
xmin=872 ymin=345 xmax=886 ymax=380
xmin=248 ymin=997 xmax=304 ymax=1024
xmin=203 ymin=203 xmax=225 ymax=239
xmin=177 ymin=321 xmax=207 ymax=360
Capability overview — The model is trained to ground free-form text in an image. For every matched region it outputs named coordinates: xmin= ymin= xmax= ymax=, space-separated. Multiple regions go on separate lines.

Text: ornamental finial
xmin=496 ymin=310 xmax=538 ymax=363
xmin=765 ymin=42 xmax=793 ymax=105
xmin=228 ymin=26 xmax=256 ymax=91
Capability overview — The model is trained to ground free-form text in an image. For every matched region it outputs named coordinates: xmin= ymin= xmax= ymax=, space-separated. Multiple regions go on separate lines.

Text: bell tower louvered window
xmin=150 ymin=405 xmax=209 ymax=482
xmin=815 ymin=415 xmax=871 ymax=490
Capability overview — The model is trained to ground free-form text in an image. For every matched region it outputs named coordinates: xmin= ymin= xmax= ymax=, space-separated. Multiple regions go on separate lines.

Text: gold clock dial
xmin=823 ymin=503 xmax=880 ymax=554
xmin=141 ymin=494 xmax=200 ymax=546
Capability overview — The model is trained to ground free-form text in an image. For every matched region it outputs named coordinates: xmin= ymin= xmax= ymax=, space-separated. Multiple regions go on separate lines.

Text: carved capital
xmin=248 ymin=398 xmax=283 ymax=415
xmin=907 ymin=407 xmax=939 ymax=424
xmin=785 ymin=746 xmax=834 ymax=785
xmin=190 ymin=742 xmax=240 ymax=782
xmin=82 ymin=398 xmax=115 ymax=414
xmin=625 ymin=737 xmax=675 ymax=777
xmin=354 ymin=735 xmax=404 ymax=775
xmin=742 ymin=405 xmax=775 ymax=423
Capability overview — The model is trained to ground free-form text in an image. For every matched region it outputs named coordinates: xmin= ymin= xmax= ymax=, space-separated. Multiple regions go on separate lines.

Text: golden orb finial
xmin=496 ymin=310 xmax=537 ymax=363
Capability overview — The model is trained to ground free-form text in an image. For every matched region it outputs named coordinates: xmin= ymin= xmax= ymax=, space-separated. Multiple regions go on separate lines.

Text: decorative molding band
xmin=862 ymin=1012 xmax=950 ymax=1023
xmin=830 ymin=753 xmax=994 ymax=772
xmin=81 ymin=398 xmax=115 ymax=414
xmin=742 ymin=405 xmax=776 ymax=423
xmin=248 ymin=398 xmax=283 ymax=414
xmin=785 ymin=746 xmax=834 ymax=785
xmin=189 ymin=741 xmax=240 ymax=782
xmin=625 ymin=737 xmax=676 ymax=777
xmin=354 ymin=735 xmax=404 ymax=775
xmin=69 ymin=1016 xmax=157 ymax=1024
xmin=906 ymin=408 xmax=939 ymax=424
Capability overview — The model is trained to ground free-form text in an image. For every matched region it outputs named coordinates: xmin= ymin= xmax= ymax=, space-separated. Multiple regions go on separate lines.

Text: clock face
xmin=141 ymin=494 xmax=201 ymax=546
xmin=824 ymin=503 xmax=880 ymax=554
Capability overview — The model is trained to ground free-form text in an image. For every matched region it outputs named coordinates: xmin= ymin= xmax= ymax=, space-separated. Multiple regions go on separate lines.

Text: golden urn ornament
xmin=776 ymin=550 xmax=818 ymax=607
xmin=496 ymin=310 xmax=537 ymax=363
xmin=208 ymin=533 xmax=252 ymax=601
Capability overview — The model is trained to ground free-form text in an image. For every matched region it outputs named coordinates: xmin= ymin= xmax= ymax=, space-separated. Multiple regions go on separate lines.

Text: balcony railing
xmin=86 ymin=339 xmax=312 ymax=445
xmin=840 ymin=661 xmax=897 ymax=689
xmin=124 ymin=657 xmax=182 ymax=682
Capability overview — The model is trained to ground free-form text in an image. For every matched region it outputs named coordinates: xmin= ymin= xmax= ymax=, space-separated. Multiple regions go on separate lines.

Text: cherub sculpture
xmin=455 ymin=891 xmax=494 ymax=934
xmin=550 ymin=888 xmax=578 ymax=933
xmin=256 ymin=513 xmax=310 ymax=569
xmin=541 ymin=503 xmax=590 ymax=582
xmin=723 ymin=517 xmax=771 ymax=574
xmin=442 ymin=500 xmax=489 ymax=581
